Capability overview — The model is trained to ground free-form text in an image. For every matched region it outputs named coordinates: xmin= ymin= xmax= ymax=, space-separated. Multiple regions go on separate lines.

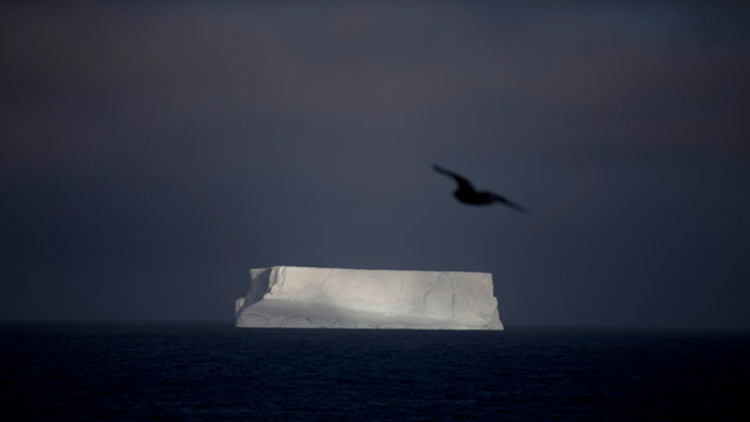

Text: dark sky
xmin=2 ymin=1 xmax=749 ymax=328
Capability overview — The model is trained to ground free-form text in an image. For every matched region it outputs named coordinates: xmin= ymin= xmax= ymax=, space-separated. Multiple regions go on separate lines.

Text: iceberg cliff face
xmin=235 ymin=266 xmax=503 ymax=330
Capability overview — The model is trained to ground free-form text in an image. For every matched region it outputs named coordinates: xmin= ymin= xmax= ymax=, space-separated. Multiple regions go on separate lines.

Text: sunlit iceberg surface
xmin=235 ymin=266 xmax=503 ymax=330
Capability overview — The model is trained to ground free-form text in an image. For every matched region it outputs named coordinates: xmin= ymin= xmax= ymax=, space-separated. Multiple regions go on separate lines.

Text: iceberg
xmin=235 ymin=266 xmax=503 ymax=330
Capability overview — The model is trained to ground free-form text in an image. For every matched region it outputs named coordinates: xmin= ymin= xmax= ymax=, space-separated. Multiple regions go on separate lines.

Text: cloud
xmin=4 ymin=2 xmax=747 ymax=124
xmin=1 ymin=2 xmax=749 ymax=326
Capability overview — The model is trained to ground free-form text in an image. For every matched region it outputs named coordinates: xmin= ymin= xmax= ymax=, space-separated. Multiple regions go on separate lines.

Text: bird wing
xmin=432 ymin=164 xmax=475 ymax=191
xmin=490 ymin=192 xmax=530 ymax=214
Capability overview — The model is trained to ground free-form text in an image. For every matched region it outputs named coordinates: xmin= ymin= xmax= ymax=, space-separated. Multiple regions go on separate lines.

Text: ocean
xmin=1 ymin=323 xmax=748 ymax=421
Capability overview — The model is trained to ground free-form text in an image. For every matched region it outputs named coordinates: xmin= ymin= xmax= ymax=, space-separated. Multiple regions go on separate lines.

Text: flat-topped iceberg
xmin=235 ymin=266 xmax=503 ymax=330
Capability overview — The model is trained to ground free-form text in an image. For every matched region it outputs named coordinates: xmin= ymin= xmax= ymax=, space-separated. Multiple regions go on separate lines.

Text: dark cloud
xmin=1 ymin=1 xmax=749 ymax=328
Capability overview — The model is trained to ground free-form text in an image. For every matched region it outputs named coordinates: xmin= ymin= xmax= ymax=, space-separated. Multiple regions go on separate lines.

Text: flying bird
xmin=433 ymin=164 xmax=529 ymax=213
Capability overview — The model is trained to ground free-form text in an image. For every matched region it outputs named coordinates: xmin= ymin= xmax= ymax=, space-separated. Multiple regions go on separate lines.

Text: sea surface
xmin=1 ymin=323 xmax=748 ymax=421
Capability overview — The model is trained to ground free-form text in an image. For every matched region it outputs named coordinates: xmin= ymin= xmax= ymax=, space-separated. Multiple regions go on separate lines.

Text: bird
xmin=433 ymin=164 xmax=529 ymax=213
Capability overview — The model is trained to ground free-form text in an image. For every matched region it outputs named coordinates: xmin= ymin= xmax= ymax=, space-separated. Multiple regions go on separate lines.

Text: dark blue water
xmin=1 ymin=323 xmax=748 ymax=421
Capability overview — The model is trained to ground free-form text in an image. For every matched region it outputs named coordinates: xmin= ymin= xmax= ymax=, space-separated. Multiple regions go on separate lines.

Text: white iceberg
xmin=235 ymin=266 xmax=503 ymax=330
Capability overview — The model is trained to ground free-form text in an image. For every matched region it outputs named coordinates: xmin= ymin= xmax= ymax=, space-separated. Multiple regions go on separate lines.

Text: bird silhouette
xmin=433 ymin=164 xmax=529 ymax=213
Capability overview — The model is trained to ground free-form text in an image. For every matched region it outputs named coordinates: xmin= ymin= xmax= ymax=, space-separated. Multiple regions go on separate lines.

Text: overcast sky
xmin=2 ymin=1 xmax=749 ymax=328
